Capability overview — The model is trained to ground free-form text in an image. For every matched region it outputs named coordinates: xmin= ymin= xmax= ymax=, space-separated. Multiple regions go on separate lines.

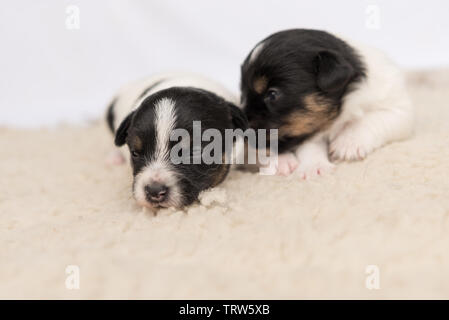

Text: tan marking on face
xmin=253 ymin=76 xmax=268 ymax=94
xmin=133 ymin=136 xmax=143 ymax=151
xmin=278 ymin=94 xmax=338 ymax=138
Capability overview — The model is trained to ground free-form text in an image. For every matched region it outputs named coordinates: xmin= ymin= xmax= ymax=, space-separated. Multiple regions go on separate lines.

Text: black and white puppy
xmin=106 ymin=73 xmax=247 ymax=209
xmin=241 ymin=29 xmax=413 ymax=178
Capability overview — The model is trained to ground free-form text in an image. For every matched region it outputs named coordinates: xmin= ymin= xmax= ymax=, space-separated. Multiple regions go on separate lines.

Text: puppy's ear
xmin=314 ymin=50 xmax=354 ymax=93
xmin=114 ymin=111 xmax=135 ymax=146
xmin=228 ymin=103 xmax=248 ymax=131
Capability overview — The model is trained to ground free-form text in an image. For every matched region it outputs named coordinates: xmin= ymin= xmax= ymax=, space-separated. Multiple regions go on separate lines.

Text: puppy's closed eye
xmin=131 ymin=150 xmax=141 ymax=158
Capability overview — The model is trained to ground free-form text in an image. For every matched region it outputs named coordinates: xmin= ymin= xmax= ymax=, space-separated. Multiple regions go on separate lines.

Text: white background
xmin=1 ymin=0 xmax=448 ymax=127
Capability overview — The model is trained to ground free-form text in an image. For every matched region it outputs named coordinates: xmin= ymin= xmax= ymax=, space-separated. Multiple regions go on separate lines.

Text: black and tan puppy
xmin=240 ymin=29 xmax=413 ymax=178
xmin=107 ymin=73 xmax=247 ymax=209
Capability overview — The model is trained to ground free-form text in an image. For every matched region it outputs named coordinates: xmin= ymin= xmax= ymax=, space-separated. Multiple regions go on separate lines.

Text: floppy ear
xmin=228 ymin=103 xmax=248 ymax=131
xmin=114 ymin=111 xmax=135 ymax=146
xmin=314 ymin=50 xmax=354 ymax=93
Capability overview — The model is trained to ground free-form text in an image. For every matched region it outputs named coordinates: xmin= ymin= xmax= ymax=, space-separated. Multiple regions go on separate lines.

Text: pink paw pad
xmin=275 ymin=154 xmax=299 ymax=176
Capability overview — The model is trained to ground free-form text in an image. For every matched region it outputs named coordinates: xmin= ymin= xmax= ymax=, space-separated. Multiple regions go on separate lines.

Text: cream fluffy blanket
xmin=1 ymin=70 xmax=449 ymax=299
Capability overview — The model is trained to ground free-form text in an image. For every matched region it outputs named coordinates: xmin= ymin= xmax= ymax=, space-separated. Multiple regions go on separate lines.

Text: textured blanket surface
xmin=1 ymin=70 xmax=449 ymax=299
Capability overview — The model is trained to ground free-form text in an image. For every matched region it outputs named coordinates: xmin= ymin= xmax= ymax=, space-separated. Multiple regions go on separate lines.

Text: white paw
xmin=275 ymin=153 xmax=299 ymax=176
xmin=106 ymin=149 xmax=126 ymax=165
xmin=329 ymin=128 xmax=375 ymax=162
xmin=295 ymin=160 xmax=335 ymax=180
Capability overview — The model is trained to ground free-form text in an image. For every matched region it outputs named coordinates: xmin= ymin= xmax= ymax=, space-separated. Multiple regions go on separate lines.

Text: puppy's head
xmin=240 ymin=29 xmax=365 ymax=151
xmin=115 ymin=87 xmax=247 ymax=209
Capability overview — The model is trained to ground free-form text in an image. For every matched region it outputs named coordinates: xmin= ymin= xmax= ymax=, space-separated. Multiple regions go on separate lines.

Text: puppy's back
xmin=107 ymin=73 xmax=238 ymax=134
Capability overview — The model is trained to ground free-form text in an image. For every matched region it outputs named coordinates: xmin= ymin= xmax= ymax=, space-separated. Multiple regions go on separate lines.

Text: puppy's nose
xmin=144 ymin=183 xmax=168 ymax=203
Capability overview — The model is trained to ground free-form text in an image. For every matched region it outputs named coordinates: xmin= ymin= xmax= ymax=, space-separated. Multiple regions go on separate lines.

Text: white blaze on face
xmin=133 ymin=98 xmax=182 ymax=208
xmin=153 ymin=98 xmax=177 ymax=160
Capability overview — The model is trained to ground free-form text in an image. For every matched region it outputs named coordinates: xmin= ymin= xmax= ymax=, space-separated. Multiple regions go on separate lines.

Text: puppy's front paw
xmin=295 ymin=160 xmax=335 ymax=180
xmin=329 ymin=128 xmax=375 ymax=162
xmin=275 ymin=153 xmax=299 ymax=176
